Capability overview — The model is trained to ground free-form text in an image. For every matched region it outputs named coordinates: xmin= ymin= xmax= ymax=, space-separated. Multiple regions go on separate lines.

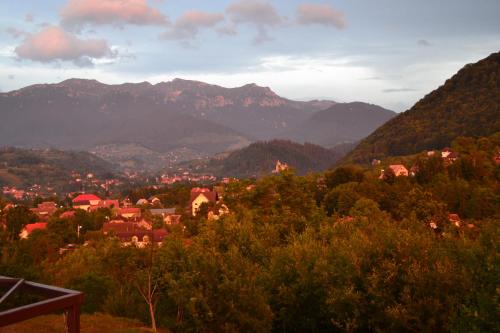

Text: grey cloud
xmin=297 ymin=3 xmax=345 ymax=29
xmin=417 ymin=39 xmax=431 ymax=47
xmin=6 ymin=27 xmax=27 ymax=39
xmin=226 ymin=0 xmax=283 ymax=44
xmin=162 ymin=10 xmax=224 ymax=41
xmin=25 ymin=13 xmax=34 ymax=22
xmin=382 ymin=88 xmax=418 ymax=93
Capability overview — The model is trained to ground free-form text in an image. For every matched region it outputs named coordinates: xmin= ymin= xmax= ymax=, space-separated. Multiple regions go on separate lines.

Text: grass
xmin=0 ymin=313 xmax=170 ymax=333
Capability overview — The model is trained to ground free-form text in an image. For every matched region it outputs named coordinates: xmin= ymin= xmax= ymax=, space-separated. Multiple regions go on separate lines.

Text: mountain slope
xmin=280 ymin=102 xmax=396 ymax=147
xmin=0 ymin=78 xmax=393 ymax=170
xmin=184 ymin=140 xmax=344 ymax=178
xmin=0 ymin=147 xmax=118 ymax=190
xmin=343 ymin=51 xmax=500 ymax=164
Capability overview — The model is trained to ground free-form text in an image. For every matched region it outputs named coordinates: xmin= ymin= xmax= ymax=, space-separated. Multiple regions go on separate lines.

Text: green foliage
xmin=192 ymin=139 xmax=342 ymax=178
xmin=344 ymin=52 xmax=500 ymax=164
xmin=2 ymin=135 xmax=498 ymax=332
xmin=0 ymin=147 xmax=118 ymax=190
xmin=5 ymin=205 xmax=37 ymax=240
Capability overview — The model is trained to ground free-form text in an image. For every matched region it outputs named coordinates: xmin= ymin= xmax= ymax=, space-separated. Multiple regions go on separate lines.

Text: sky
xmin=0 ymin=0 xmax=499 ymax=112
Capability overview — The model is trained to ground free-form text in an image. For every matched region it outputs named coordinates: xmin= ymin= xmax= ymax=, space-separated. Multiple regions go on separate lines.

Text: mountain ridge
xmin=342 ymin=51 xmax=500 ymax=164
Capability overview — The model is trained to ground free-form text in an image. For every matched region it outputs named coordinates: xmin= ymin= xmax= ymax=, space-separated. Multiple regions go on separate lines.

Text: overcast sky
xmin=1 ymin=0 xmax=499 ymax=111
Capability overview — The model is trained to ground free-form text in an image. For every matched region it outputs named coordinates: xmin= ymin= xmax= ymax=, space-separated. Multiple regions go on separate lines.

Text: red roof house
xmin=20 ymin=222 xmax=47 ymax=239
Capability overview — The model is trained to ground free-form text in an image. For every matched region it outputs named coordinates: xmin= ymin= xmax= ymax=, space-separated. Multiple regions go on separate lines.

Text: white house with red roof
xmin=379 ymin=164 xmax=409 ymax=179
xmin=72 ymin=194 xmax=102 ymax=211
xmin=189 ymin=188 xmax=218 ymax=216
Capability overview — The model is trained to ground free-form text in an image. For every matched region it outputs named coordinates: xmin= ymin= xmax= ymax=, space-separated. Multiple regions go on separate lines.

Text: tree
xmin=6 ymin=206 xmax=37 ymax=241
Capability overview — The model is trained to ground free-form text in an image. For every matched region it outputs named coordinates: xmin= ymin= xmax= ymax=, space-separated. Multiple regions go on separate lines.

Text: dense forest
xmin=344 ymin=51 xmax=500 ymax=164
xmin=0 ymin=147 xmax=118 ymax=189
xmin=0 ymin=133 xmax=498 ymax=332
xmin=182 ymin=140 xmax=345 ymax=178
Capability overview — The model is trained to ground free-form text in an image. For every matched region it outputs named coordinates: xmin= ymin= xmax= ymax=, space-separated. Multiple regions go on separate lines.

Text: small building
xmin=165 ymin=215 xmax=181 ymax=225
xmin=136 ymin=198 xmax=149 ymax=206
xmin=189 ymin=188 xmax=218 ymax=216
xmin=118 ymin=207 xmax=142 ymax=219
xmin=448 ymin=213 xmax=461 ymax=227
xmin=19 ymin=222 xmax=47 ymax=239
xmin=114 ymin=229 xmax=168 ymax=247
xmin=31 ymin=202 xmax=58 ymax=220
xmin=103 ymin=221 xmax=167 ymax=246
xmin=441 ymin=148 xmax=458 ymax=165
xmin=60 ymin=210 xmax=76 ymax=219
xmin=379 ymin=164 xmax=409 ymax=179
xmin=72 ymin=194 xmax=102 ymax=211
xmin=272 ymin=160 xmax=289 ymax=173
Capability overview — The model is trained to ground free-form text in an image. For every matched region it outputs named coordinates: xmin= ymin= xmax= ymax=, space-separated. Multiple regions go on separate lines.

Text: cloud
xmin=382 ymin=88 xmax=418 ymax=93
xmin=15 ymin=25 xmax=115 ymax=66
xmin=6 ymin=27 xmax=27 ymax=39
xmin=216 ymin=25 xmax=238 ymax=36
xmin=227 ymin=0 xmax=282 ymax=26
xmin=25 ymin=13 xmax=35 ymax=23
xmin=297 ymin=3 xmax=345 ymax=29
xmin=226 ymin=0 xmax=282 ymax=43
xmin=162 ymin=10 xmax=224 ymax=41
xmin=60 ymin=0 xmax=168 ymax=29
xmin=417 ymin=39 xmax=431 ymax=47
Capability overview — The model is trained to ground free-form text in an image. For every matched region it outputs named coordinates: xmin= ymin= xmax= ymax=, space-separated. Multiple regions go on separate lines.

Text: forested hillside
xmin=0 ymin=147 xmax=118 ymax=189
xmin=184 ymin=140 xmax=343 ymax=178
xmin=344 ymin=51 xmax=500 ymax=164
xmin=1 ymin=134 xmax=497 ymax=332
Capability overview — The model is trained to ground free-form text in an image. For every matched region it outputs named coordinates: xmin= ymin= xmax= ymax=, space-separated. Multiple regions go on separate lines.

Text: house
xmin=114 ymin=229 xmax=168 ymax=247
xmin=72 ymin=194 xmax=102 ymax=211
xmin=136 ymin=198 xmax=149 ymax=206
xmin=148 ymin=196 xmax=161 ymax=205
xmin=19 ymin=222 xmax=47 ymax=239
xmin=30 ymin=202 xmax=58 ymax=220
xmin=122 ymin=198 xmax=132 ymax=207
xmin=379 ymin=165 xmax=409 ymax=179
xmin=165 ymin=215 xmax=181 ymax=225
xmin=207 ymin=204 xmax=230 ymax=221
xmin=103 ymin=221 xmax=166 ymax=246
xmin=494 ymin=155 xmax=500 ymax=165
xmin=118 ymin=207 xmax=142 ymax=219
xmin=60 ymin=210 xmax=76 ymax=219
xmin=150 ymin=208 xmax=176 ymax=217
xmin=189 ymin=188 xmax=218 ymax=216
xmin=448 ymin=214 xmax=461 ymax=227
xmin=149 ymin=208 xmax=176 ymax=223
xmin=441 ymin=148 xmax=458 ymax=165
xmin=272 ymin=160 xmax=289 ymax=173
xmin=89 ymin=199 xmax=120 ymax=212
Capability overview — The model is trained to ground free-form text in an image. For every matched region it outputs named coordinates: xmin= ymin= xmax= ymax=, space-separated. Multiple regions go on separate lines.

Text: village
xmin=1 ymin=145 xmax=487 ymax=253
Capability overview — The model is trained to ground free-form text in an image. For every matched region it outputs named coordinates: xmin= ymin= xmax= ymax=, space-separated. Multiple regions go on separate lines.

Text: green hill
xmin=185 ymin=140 xmax=345 ymax=178
xmin=0 ymin=147 xmax=118 ymax=190
xmin=343 ymin=51 xmax=500 ymax=164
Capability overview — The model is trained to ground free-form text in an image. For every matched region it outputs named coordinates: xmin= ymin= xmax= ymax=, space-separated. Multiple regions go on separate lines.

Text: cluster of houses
xmin=160 ymin=173 xmax=217 ymax=185
xmin=2 ymin=185 xmax=57 ymax=201
xmin=10 ymin=184 xmax=229 ymax=247
xmin=379 ymin=147 xmax=459 ymax=180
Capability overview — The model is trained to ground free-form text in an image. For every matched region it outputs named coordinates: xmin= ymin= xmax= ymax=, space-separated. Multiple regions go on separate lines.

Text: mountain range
xmin=0 ymin=78 xmax=395 ymax=170
xmin=343 ymin=51 xmax=500 ymax=164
